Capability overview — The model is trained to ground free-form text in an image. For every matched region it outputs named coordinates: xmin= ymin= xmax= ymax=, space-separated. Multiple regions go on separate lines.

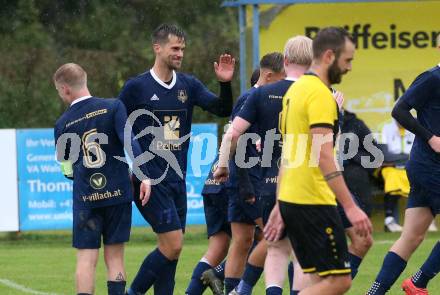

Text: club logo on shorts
xmin=177 ymin=89 xmax=188 ymax=103
xmin=90 ymin=173 xmax=107 ymax=190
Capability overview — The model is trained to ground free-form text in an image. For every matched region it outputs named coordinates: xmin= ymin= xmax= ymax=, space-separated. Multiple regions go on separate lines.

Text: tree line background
xmin=0 ymin=0 xmax=239 ymax=128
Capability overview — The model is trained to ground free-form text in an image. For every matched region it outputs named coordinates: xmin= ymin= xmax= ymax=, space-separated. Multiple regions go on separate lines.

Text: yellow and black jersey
xmin=278 ymin=74 xmax=339 ymax=205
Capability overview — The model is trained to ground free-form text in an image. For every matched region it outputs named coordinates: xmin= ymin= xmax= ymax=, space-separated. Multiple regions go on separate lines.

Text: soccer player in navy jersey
xmin=118 ymin=24 xmax=235 ymax=295
xmin=215 ymin=36 xmax=313 ymax=295
xmin=184 ymin=52 xmax=285 ymax=295
xmin=367 ymin=34 xmax=440 ymax=295
xmin=53 ymin=63 xmax=150 ymax=295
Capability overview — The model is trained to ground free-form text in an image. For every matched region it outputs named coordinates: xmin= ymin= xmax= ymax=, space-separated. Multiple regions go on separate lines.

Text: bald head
xmin=53 ymin=63 xmax=87 ymax=90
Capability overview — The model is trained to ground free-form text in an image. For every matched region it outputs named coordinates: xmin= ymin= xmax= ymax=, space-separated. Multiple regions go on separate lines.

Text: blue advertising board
xmin=17 ymin=124 xmax=217 ymax=230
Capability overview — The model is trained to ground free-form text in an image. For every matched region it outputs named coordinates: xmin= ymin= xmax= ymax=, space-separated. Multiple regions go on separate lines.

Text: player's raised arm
xmin=193 ymin=54 xmax=235 ymax=117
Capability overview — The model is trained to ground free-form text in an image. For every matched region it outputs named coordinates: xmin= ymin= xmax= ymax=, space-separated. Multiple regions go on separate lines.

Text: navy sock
xmin=240 ymin=262 xmax=263 ymax=287
xmin=412 ymin=241 xmax=440 ymax=288
xmin=224 ymin=277 xmax=240 ymax=294
xmin=366 ymin=251 xmax=407 ymax=295
xmin=291 ymin=291 xmax=299 ymax=295
xmin=214 ymin=261 xmax=226 ymax=281
xmin=186 ymin=261 xmax=211 ymax=294
xmin=266 ymin=286 xmax=282 ymax=295
xmin=153 ymin=259 xmax=178 ymax=295
xmin=77 ymin=293 xmax=92 ymax=295
xmin=129 ymin=248 xmax=171 ymax=294
xmin=107 ymin=281 xmax=126 ymax=295
xmin=288 ymin=261 xmax=294 ymax=290
xmin=349 ymin=252 xmax=362 ymax=279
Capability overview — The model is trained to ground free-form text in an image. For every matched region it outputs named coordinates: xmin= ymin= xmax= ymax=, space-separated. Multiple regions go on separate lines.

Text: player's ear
xmin=323 ymin=49 xmax=335 ymax=65
xmin=153 ymin=43 xmax=161 ymax=54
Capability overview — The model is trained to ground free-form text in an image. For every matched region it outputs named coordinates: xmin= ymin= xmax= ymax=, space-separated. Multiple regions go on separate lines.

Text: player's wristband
xmin=60 ymin=161 xmax=73 ymax=178
xmin=324 ymin=171 xmax=342 ymax=181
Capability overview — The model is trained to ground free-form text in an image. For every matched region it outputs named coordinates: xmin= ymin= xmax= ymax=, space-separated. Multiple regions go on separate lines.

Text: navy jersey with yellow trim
xmin=119 ymin=70 xmax=230 ymax=183
xmin=54 ymin=97 xmax=133 ymax=209
xmin=238 ymin=79 xmax=294 ymax=196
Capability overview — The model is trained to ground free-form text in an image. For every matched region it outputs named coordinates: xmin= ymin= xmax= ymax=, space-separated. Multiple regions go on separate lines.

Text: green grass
xmin=0 ymin=226 xmax=439 ymax=295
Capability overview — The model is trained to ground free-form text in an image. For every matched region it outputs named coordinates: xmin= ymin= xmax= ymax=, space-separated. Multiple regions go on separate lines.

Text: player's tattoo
xmin=324 ymin=171 xmax=342 ymax=181
xmin=115 ymin=272 xmax=125 ymax=281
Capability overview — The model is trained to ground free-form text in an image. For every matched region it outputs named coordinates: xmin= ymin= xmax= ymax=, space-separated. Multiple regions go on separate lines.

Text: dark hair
xmin=250 ymin=67 xmax=260 ymax=86
xmin=259 ymin=52 xmax=284 ymax=73
xmin=151 ymin=23 xmax=186 ymax=45
xmin=312 ymin=27 xmax=354 ymax=59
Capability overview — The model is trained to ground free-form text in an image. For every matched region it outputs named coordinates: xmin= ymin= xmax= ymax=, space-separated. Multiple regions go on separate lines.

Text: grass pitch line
xmin=0 ymin=279 xmax=59 ymax=295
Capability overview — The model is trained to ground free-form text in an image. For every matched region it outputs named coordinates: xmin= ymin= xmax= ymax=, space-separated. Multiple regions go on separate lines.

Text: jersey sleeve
xmin=192 ymin=76 xmax=232 ymax=117
xmin=237 ymin=89 xmax=259 ymax=125
xmin=399 ymin=71 xmax=435 ymax=111
xmin=307 ymin=88 xmax=338 ymax=129
xmin=118 ymin=79 xmax=137 ymax=115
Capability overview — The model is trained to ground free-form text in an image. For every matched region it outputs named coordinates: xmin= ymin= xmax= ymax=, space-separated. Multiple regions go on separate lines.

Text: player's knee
xmin=234 ymin=235 xmax=253 ymax=251
xmin=160 ymin=239 xmax=183 ymax=259
xmin=352 ymin=234 xmax=373 ymax=254
xmin=332 ymin=275 xmax=352 ymax=293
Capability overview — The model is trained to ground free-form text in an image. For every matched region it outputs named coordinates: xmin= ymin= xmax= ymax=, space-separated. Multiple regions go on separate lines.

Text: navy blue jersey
xmin=54 ymin=97 xmax=136 ymax=209
xmin=238 ymin=79 xmax=295 ymax=196
xmin=202 ymin=87 xmax=259 ymax=195
xmin=119 ymin=70 xmax=229 ymax=183
xmin=226 ymin=86 xmax=261 ymax=194
xmin=400 ymin=66 xmax=440 ymax=186
xmin=202 ymin=155 xmax=223 ymax=195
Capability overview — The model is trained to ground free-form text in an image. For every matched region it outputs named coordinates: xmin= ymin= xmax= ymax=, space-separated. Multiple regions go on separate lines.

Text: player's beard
xmin=167 ymin=56 xmax=182 ymax=70
xmin=328 ymin=60 xmax=344 ymax=84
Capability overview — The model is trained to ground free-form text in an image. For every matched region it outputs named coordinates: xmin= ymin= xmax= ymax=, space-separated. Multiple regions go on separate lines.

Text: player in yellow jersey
xmin=274 ymin=27 xmax=372 ymax=295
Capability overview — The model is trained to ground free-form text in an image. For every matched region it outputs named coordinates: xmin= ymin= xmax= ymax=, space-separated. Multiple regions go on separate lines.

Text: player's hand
xmin=263 ymin=203 xmax=285 ymax=242
xmin=139 ymin=179 xmax=151 ymax=206
xmin=213 ymin=166 xmax=229 ymax=183
xmin=332 ymin=90 xmax=344 ymax=110
xmin=428 ymin=135 xmax=440 ymax=153
xmin=345 ymin=205 xmax=372 ymax=237
xmin=214 ymin=54 xmax=235 ymax=82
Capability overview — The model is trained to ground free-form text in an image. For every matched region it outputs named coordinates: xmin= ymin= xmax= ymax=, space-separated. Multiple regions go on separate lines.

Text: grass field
xmin=0 ymin=226 xmax=439 ymax=295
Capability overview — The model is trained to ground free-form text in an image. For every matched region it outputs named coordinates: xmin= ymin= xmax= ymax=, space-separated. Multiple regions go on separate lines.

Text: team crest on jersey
xmin=177 ymin=90 xmax=188 ymax=103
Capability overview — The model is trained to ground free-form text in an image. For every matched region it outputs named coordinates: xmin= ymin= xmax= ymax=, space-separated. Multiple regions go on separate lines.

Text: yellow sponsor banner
xmin=260 ymin=1 xmax=440 ymax=131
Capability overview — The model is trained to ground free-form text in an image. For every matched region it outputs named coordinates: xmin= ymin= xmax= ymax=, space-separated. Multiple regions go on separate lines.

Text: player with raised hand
xmin=118 ymin=23 xmax=235 ymax=295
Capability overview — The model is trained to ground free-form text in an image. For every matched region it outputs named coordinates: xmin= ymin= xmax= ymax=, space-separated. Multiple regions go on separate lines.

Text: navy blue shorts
xmin=72 ymin=202 xmax=132 ymax=249
xmin=227 ymin=187 xmax=261 ymax=224
xmin=337 ymin=194 xmax=361 ymax=229
xmin=134 ymin=180 xmax=187 ymax=233
xmin=407 ymin=182 xmax=440 ymax=216
xmin=203 ymin=192 xmax=231 ymax=238
xmin=261 ymin=194 xmax=276 ymax=225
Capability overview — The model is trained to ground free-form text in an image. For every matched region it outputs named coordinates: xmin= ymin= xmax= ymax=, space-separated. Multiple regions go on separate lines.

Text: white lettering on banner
xmin=40 ymin=164 xmax=61 ymax=173
xmin=26 ymin=139 xmax=39 ymax=147
xmin=28 ymin=200 xmax=56 ymax=209
xmin=28 ymin=180 xmax=72 ymax=193
xmin=39 ymin=139 xmax=54 ymax=147
xmin=26 ymin=154 xmax=56 ymax=162
xmin=27 ymin=165 xmax=39 ymax=173
xmin=28 ymin=212 xmax=72 ymax=221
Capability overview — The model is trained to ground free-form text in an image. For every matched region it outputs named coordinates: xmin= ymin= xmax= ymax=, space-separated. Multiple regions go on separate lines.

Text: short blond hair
xmin=53 ymin=63 xmax=87 ymax=89
xmin=284 ymin=36 xmax=313 ymax=66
